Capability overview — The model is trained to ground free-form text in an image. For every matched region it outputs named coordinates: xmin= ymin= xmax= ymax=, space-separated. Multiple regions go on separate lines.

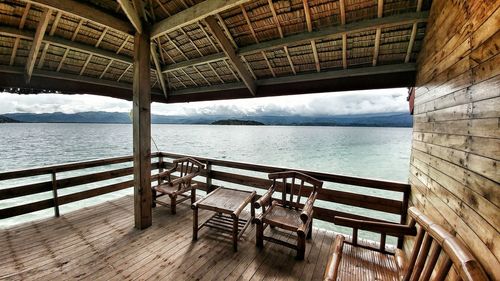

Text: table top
xmin=194 ymin=187 xmax=255 ymax=214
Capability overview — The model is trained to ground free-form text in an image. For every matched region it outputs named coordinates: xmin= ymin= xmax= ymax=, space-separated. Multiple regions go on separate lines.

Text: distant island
xmin=0 ymin=111 xmax=412 ymax=127
xmin=212 ymin=119 xmax=264 ymax=125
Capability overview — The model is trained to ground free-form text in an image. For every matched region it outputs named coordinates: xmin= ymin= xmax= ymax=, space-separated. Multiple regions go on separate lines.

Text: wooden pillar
xmin=133 ymin=25 xmax=152 ymax=229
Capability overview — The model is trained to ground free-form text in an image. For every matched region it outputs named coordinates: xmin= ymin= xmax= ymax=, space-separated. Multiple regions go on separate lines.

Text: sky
xmin=0 ymin=88 xmax=410 ymax=116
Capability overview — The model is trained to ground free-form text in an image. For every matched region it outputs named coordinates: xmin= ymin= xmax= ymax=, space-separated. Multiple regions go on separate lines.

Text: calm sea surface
xmin=0 ymin=123 xmax=412 ymax=241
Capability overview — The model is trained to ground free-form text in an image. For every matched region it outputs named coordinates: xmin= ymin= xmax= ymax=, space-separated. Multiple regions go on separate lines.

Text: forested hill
xmin=2 ymin=111 xmax=412 ymax=127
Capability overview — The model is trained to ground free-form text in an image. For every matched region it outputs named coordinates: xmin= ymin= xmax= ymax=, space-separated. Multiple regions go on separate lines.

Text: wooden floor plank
xmin=0 ymin=195 xmax=400 ymax=280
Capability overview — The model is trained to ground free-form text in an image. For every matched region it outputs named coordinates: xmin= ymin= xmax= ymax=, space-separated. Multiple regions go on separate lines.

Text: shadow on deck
xmin=0 ymin=195 xmax=398 ymax=280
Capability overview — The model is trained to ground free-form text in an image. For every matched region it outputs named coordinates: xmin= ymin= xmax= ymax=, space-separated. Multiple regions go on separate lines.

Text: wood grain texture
xmin=410 ymin=0 xmax=500 ymax=279
xmin=0 ymin=195 xmax=358 ymax=281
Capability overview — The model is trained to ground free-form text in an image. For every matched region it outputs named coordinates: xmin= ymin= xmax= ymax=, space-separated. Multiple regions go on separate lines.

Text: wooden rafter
xmin=23 ymin=0 xmax=134 ymax=34
xmin=151 ymin=42 xmax=168 ymax=98
xmin=99 ymin=59 xmax=114 ymax=79
xmin=151 ymin=0 xmax=253 ymax=39
xmin=240 ymin=56 xmax=257 ymax=80
xmin=198 ymin=22 xmax=219 ymax=52
xmin=268 ymin=0 xmax=295 ymax=75
xmin=25 ymin=8 xmax=51 ymax=83
xmin=181 ymin=68 xmax=198 ymax=86
xmin=179 ymin=27 xmax=203 ymax=57
xmin=340 ymin=0 xmax=347 ymax=69
xmin=193 ymin=66 xmax=211 ymax=85
xmin=117 ymin=0 xmax=143 ymax=34
xmin=160 ymin=11 xmax=428 ymax=75
xmin=165 ymin=35 xmax=189 ymax=61
xmin=303 ymin=0 xmax=320 ymax=72
xmin=71 ymin=19 xmax=84 ymax=41
xmin=261 ymin=52 xmax=276 ymax=77
xmin=215 ymin=14 xmax=237 ymax=49
xmin=406 ymin=0 xmax=423 ymax=63
xmin=208 ymin=62 xmax=225 ymax=84
xmin=373 ymin=0 xmax=383 ymax=66
xmin=9 ymin=39 xmax=20 ymax=66
xmin=241 ymin=5 xmax=259 ymax=43
xmin=205 ymin=15 xmax=256 ymax=95
xmin=11 ymin=3 xmax=31 ymax=66
xmin=79 ymin=54 xmax=92 ymax=75
xmin=0 ymin=27 xmax=134 ymax=65
xmin=224 ymin=59 xmax=240 ymax=81
xmin=154 ymin=0 xmax=171 ymax=17
xmin=95 ymin=27 xmax=108 ymax=48
xmin=116 ymin=36 xmax=129 ymax=54
xmin=56 ymin=49 xmax=69 ymax=72
xmin=117 ymin=64 xmax=132 ymax=82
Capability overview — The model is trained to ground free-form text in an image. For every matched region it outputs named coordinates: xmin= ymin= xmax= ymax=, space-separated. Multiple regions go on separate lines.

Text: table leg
xmin=233 ymin=215 xmax=238 ymax=251
xmin=250 ymin=196 xmax=256 ymax=224
xmin=193 ymin=206 xmax=198 ymax=241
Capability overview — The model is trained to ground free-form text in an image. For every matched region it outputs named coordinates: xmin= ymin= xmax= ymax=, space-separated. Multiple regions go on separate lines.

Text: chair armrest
xmin=324 ymin=235 xmax=345 ymax=281
xmin=254 ymin=187 xmax=274 ymax=209
xmin=300 ymin=191 xmax=317 ymax=223
xmin=333 ymin=216 xmax=417 ymax=236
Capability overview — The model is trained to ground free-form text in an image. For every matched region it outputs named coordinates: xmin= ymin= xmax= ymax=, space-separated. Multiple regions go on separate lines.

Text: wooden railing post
xmin=206 ymin=160 xmax=213 ymax=193
xmin=51 ymin=170 xmax=60 ymax=217
xmin=398 ymin=187 xmax=410 ymax=248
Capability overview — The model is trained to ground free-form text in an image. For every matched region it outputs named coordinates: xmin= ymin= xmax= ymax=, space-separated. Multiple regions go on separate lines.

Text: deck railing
xmin=0 ymin=151 xmax=410 ymax=251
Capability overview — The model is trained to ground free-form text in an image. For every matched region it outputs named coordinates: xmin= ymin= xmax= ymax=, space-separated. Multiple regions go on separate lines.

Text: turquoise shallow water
xmin=0 ymin=123 xmax=412 ymax=242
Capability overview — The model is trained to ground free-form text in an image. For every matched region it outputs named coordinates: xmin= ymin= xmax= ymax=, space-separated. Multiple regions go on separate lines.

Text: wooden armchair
xmin=324 ymin=207 xmax=489 ymax=281
xmin=254 ymin=171 xmax=323 ymax=260
xmin=152 ymin=157 xmax=204 ymax=214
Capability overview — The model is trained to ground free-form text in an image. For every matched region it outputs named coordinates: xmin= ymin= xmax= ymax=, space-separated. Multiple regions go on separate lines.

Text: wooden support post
xmin=133 ymin=25 xmax=152 ymax=230
xmin=206 ymin=161 xmax=212 ymax=193
xmin=51 ymin=171 xmax=60 ymax=217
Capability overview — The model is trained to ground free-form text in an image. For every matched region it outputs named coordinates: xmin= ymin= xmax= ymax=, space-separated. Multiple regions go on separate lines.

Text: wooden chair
xmin=152 ymin=157 xmax=204 ymax=214
xmin=324 ymin=207 xmax=489 ymax=281
xmin=254 ymin=171 xmax=323 ymax=260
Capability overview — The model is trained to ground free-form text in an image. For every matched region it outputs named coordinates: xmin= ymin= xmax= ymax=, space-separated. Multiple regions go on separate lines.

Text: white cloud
xmin=1 ymin=88 xmax=409 ymax=116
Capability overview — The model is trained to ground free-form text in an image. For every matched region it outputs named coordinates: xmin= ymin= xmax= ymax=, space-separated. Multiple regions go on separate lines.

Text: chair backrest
xmin=268 ymin=171 xmax=323 ymax=209
xmin=403 ymin=207 xmax=489 ymax=281
xmin=171 ymin=157 xmax=204 ymax=185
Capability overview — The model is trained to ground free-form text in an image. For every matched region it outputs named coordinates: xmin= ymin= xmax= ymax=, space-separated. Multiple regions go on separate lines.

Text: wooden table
xmin=191 ymin=187 xmax=256 ymax=251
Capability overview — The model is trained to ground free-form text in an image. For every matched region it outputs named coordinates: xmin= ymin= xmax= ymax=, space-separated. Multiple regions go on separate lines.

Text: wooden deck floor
xmin=0 ymin=195 xmax=398 ymax=280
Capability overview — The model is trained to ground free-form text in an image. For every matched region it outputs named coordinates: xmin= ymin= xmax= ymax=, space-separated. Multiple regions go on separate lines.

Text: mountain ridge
xmin=2 ymin=111 xmax=413 ymax=127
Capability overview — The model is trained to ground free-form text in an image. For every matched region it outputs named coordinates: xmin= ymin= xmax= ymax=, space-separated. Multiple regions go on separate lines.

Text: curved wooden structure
xmin=325 ymin=207 xmax=489 ymax=281
xmin=254 ymin=171 xmax=323 ymax=259
xmin=152 ymin=157 xmax=204 ymax=214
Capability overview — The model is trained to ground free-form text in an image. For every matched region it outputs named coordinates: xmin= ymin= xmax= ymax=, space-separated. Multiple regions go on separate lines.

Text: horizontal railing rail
xmin=159 ymin=151 xmax=410 ymax=251
xmin=0 ymin=151 xmax=410 ymax=251
xmin=0 ymin=152 xmax=162 ymax=220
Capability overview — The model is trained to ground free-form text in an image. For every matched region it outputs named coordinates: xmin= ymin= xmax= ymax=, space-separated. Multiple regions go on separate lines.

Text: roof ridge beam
xmin=22 ymin=0 xmax=134 ymax=34
xmin=204 ymin=15 xmax=256 ymax=96
xmin=161 ymin=12 xmax=428 ymax=74
xmin=151 ymin=0 xmax=253 ymax=39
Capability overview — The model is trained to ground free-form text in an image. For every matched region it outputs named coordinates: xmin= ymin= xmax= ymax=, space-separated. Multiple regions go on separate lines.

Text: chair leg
xmin=256 ymin=221 xmax=264 ymax=248
xmin=170 ymin=195 xmax=177 ymax=214
xmin=297 ymin=234 xmax=306 ymax=260
xmin=191 ymin=188 xmax=196 ymax=204
xmin=307 ymin=219 xmax=313 ymax=240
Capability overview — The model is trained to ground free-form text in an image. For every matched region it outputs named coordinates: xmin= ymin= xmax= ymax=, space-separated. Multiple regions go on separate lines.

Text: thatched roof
xmin=0 ymin=0 xmax=431 ymax=103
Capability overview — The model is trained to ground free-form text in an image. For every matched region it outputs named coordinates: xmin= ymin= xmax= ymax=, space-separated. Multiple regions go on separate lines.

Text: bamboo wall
xmin=408 ymin=0 xmax=499 ymax=279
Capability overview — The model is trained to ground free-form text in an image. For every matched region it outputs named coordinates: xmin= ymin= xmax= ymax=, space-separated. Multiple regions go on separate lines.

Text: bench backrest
xmin=403 ymin=207 xmax=488 ymax=281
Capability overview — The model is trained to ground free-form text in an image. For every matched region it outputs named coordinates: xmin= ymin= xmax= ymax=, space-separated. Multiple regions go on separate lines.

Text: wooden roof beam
xmin=204 ymin=16 xmax=256 ymax=96
xmin=117 ymin=0 xmax=143 ymax=34
xmin=10 ymin=3 xmax=31 ymax=66
xmin=23 ymin=0 xmax=134 ymax=34
xmin=405 ymin=0 xmax=423 ymax=63
xmin=151 ymin=0 xmax=253 ymax=39
xmin=25 ymin=8 xmax=51 ymax=84
xmin=302 ymin=0 xmax=320 ymax=72
xmin=373 ymin=0 xmax=383 ymax=66
xmin=161 ymin=12 xmax=428 ymax=74
xmin=151 ymin=42 xmax=168 ymax=99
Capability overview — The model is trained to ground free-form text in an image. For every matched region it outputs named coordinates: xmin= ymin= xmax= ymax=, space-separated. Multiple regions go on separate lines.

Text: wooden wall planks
xmin=408 ymin=0 xmax=500 ymax=279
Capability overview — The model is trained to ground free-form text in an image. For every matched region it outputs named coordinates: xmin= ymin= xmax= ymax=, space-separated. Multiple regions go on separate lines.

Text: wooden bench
xmin=324 ymin=207 xmax=489 ymax=281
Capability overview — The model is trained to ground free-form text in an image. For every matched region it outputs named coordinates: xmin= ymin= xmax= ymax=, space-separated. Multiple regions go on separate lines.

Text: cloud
xmin=1 ymin=88 xmax=409 ymax=116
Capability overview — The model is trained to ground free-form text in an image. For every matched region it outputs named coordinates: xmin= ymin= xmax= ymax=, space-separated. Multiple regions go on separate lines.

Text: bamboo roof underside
xmin=0 ymin=0 xmax=432 ymax=103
